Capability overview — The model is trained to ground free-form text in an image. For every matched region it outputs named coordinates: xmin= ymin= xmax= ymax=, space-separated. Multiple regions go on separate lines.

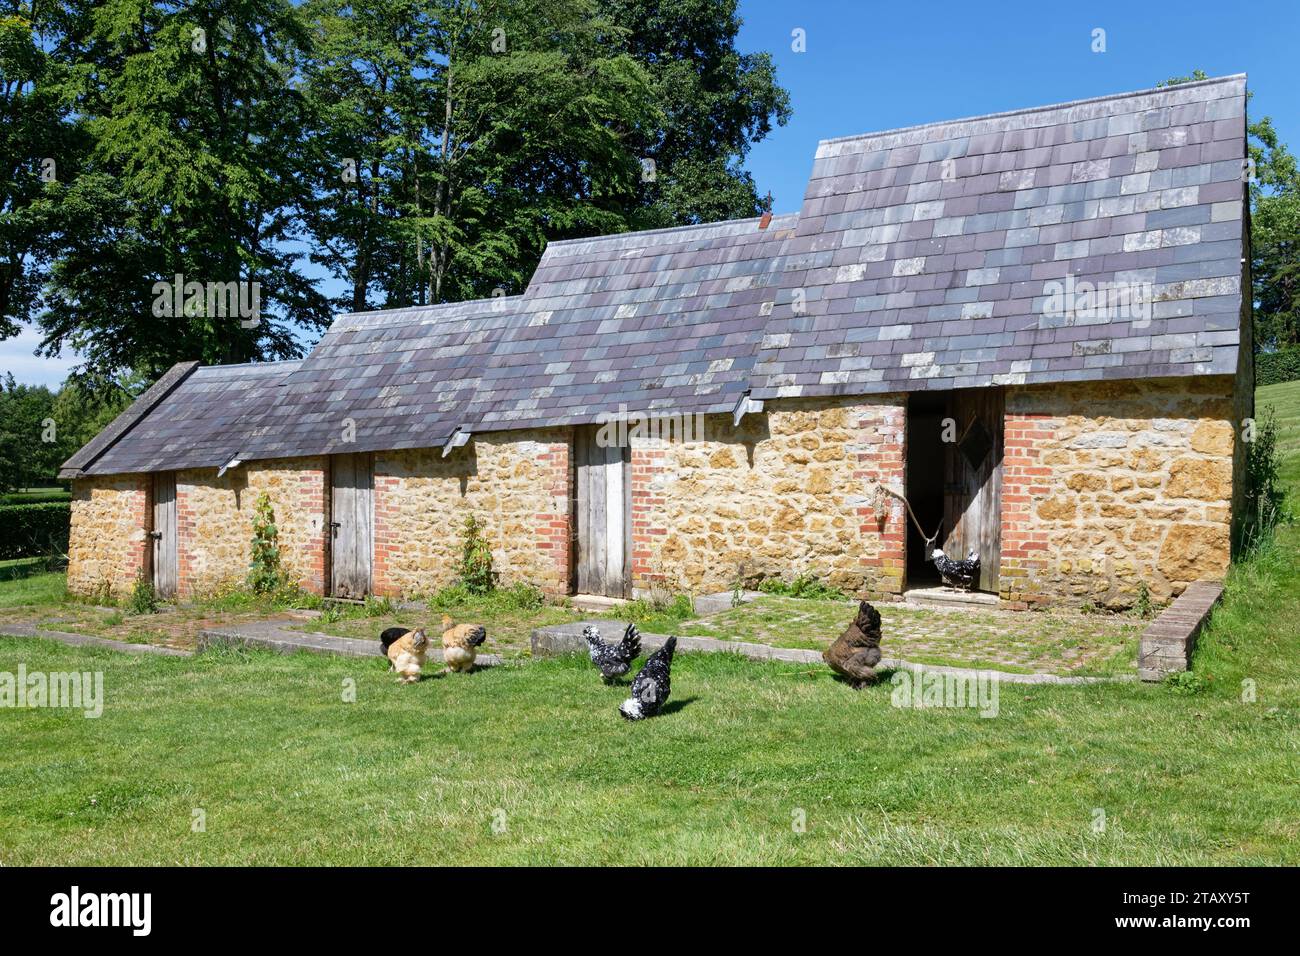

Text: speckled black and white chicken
xmin=931 ymin=547 xmax=981 ymax=590
xmin=620 ymin=636 xmax=676 ymax=720
xmin=583 ymin=622 xmax=641 ymax=682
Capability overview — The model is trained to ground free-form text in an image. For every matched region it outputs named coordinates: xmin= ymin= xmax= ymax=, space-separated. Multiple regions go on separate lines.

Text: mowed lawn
xmin=0 ymin=385 xmax=1296 ymax=865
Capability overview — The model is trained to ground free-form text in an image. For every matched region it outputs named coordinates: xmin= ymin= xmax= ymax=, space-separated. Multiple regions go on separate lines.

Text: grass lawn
xmin=0 ymin=384 xmax=1295 ymax=865
xmin=676 ymin=595 xmax=1140 ymax=676
xmin=0 ymin=558 xmax=69 ymax=608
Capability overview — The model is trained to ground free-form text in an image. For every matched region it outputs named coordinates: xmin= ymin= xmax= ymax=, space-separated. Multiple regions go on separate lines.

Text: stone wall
xmin=67 ymin=474 xmax=150 ymax=598
xmin=1000 ymin=375 xmax=1237 ymax=609
xmin=372 ymin=430 xmax=571 ymax=598
xmin=629 ymin=395 xmax=907 ymax=598
xmin=174 ymin=458 xmax=328 ymax=598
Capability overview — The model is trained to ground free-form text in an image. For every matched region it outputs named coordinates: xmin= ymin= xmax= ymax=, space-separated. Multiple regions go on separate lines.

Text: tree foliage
xmin=3 ymin=0 xmax=791 ymax=372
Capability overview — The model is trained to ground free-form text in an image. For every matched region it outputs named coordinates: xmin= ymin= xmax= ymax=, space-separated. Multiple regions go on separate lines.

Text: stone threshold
xmin=198 ymin=619 xmax=504 ymax=667
xmin=1138 ymin=580 xmax=1223 ymax=681
xmin=0 ymin=623 xmax=193 ymax=657
xmin=530 ymin=621 xmax=1129 ymax=686
xmin=902 ymin=586 xmax=1001 ymax=610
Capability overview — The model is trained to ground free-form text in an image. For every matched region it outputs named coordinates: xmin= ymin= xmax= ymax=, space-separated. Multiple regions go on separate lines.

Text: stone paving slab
xmin=531 ymin=621 xmax=1125 ymax=685
xmin=0 ymin=623 xmax=193 ymax=657
xmin=198 ymin=620 xmax=503 ymax=666
xmin=691 ymin=590 xmax=762 ymax=616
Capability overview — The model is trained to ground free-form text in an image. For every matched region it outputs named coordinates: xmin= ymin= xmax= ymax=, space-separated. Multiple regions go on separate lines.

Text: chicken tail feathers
xmin=619 ymin=622 xmax=642 ymax=660
xmin=466 ymin=624 xmax=487 ymax=647
xmin=379 ymin=626 xmax=407 ymax=656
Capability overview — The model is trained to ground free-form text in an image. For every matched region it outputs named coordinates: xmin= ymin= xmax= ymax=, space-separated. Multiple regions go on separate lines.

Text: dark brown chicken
xmin=823 ymin=601 xmax=883 ymax=689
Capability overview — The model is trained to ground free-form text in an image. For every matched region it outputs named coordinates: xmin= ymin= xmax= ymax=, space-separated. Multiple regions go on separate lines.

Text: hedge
xmin=0 ymin=491 xmax=72 ymax=506
xmin=1257 ymin=347 xmax=1300 ymax=387
xmin=0 ymin=502 xmax=71 ymax=560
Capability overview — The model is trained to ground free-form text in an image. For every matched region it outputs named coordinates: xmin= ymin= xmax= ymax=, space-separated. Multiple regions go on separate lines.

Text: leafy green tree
xmin=600 ymin=0 xmax=792 ymax=227
xmin=1249 ymin=118 xmax=1299 ymax=349
xmin=0 ymin=374 xmax=60 ymax=490
xmin=33 ymin=0 xmax=330 ymax=384
xmin=0 ymin=0 xmax=86 ymax=337
xmin=299 ymin=0 xmax=659 ymax=310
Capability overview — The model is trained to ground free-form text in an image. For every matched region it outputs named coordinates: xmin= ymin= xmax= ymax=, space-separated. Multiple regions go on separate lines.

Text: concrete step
xmin=570 ymin=594 xmax=630 ymax=613
xmin=903 ymin=586 xmax=1000 ymax=610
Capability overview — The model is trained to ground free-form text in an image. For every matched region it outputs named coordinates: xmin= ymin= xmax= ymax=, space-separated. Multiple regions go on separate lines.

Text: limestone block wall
xmin=175 ymin=458 xmax=328 ymax=598
xmin=629 ymin=395 xmax=907 ymax=598
xmin=1000 ymin=375 xmax=1237 ymax=609
xmin=67 ymin=474 xmax=151 ymax=598
xmin=372 ymin=429 xmax=571 ymax=598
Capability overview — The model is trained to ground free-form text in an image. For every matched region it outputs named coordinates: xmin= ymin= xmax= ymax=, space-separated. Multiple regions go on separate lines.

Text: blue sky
xmin=737 ymin=0 xmax=1297 ymax=215
xmin=6 ymin=0 xmax=1296 ymax=387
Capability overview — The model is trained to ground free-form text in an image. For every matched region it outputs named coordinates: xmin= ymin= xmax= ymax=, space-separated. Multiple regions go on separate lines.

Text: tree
xmin=600 ymin=0 xmax=792 ymax=227
xmin=1249 ymin=117 xmax=1300 ymax=349
xmin=0 ymin=374 xmax=60 ymax=490
xmin=299 ymin=0 xmax=659 ymax=311
xmin=0 ymin=0 xmax=87 ymax=337
xmin=32 ymin=0 xmax=330 ymax=385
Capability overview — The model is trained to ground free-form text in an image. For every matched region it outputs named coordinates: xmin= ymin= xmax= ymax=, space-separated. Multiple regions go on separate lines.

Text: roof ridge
xmin=332 ymin=296 xmax=526 ymax=322
xmin=542 ymin=212 xmax=799 ymax=250
xmin=818 ymin=73 xmax=1246 ymax=148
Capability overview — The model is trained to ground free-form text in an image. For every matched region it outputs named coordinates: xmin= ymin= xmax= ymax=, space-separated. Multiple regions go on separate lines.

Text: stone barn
xmin=61 ymin=76 xmax=1253 ymax=611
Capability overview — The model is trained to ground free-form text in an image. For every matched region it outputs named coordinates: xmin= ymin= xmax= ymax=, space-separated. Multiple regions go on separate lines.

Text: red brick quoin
xmin=999 ymin=410 xmax=1055 ymax=608
xmin=534 ymin=440 xmax=572 ymax=597
xmin=855 ymin=401 xmax=906 ymax=599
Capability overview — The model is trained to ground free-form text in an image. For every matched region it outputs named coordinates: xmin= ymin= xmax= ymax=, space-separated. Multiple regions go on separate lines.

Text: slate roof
xmin=464 ymin=213 xmax=799 ymax=430
xmin=63 ymin=75 xmax=1249 ymax=476
xmin=63 ymin=361 xmax=300 ymax=477
xmin=236 ymin=297 xmax=527 ymax=460
xmin=751 ymin=74 xmax=1248 ymax=398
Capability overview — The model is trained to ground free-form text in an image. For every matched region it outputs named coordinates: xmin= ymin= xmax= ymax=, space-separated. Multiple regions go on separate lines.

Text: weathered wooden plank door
xmin=151 ymin=471 xmax=178 ymax=598
xmin=575 ymin=427 xmax=631 ymax=597
xmin=330 ymin=453 xmax=373 ymax=598
xmin=942 ymin=387 xmax=1004 ymax=592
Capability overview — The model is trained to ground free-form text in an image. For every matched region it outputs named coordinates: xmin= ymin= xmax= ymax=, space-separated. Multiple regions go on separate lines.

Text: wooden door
xmin=330 ymin=453 xmax=373 ymax=598
xmin=942 ymin=388 xmax=1004 ymax=592
xmin=151 ymin=471 xmax=178 ymax=598
xmin=575 ymin=427 xmax=631 ymax=597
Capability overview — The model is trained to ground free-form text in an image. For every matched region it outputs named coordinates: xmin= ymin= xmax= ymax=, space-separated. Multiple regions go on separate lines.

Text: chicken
xmin=440 ymin=614 xmax=487 ymax=672
xmin=931 ymin=546 xmax=981 ymax=590
xmin=380 ymin=627 xmax=429 ymax=683
xmin=583 ymin=622 xmax=642 ymax=683
xmin=619 ymin=636 xmax=676 ymax=720
xmin=823 ymin=601 xmax=883 ymax=689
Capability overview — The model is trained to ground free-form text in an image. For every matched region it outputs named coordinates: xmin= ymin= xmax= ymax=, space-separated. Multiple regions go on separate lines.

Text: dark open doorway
xmin=905 ymin=393 xmax=947 ymax=588
xmin=904 ymin=388 xmax=1005 ymax=593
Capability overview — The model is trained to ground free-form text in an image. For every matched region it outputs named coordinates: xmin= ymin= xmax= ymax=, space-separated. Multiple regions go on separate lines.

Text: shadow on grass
xmin=660 ymin=695 xmax=699 ymax=715
xmin=0 ymin=557 xmax=64 ymax=583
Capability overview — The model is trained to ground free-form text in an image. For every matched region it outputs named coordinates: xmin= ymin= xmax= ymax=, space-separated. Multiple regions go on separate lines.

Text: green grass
xmin=0 ymin=386 xmax=1295 ymax=865
xmin=0 ymin=558 xmax=68 ymax=608
xmin=0 ymin=627 xmax=1295 ymax=865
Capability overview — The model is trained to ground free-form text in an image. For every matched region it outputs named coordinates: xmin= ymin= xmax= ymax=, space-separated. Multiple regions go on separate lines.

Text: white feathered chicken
xmin=583 ymin=622 xmax=641 ymax=683
xmin=931 ymin=547 xmax=981 ymax=590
